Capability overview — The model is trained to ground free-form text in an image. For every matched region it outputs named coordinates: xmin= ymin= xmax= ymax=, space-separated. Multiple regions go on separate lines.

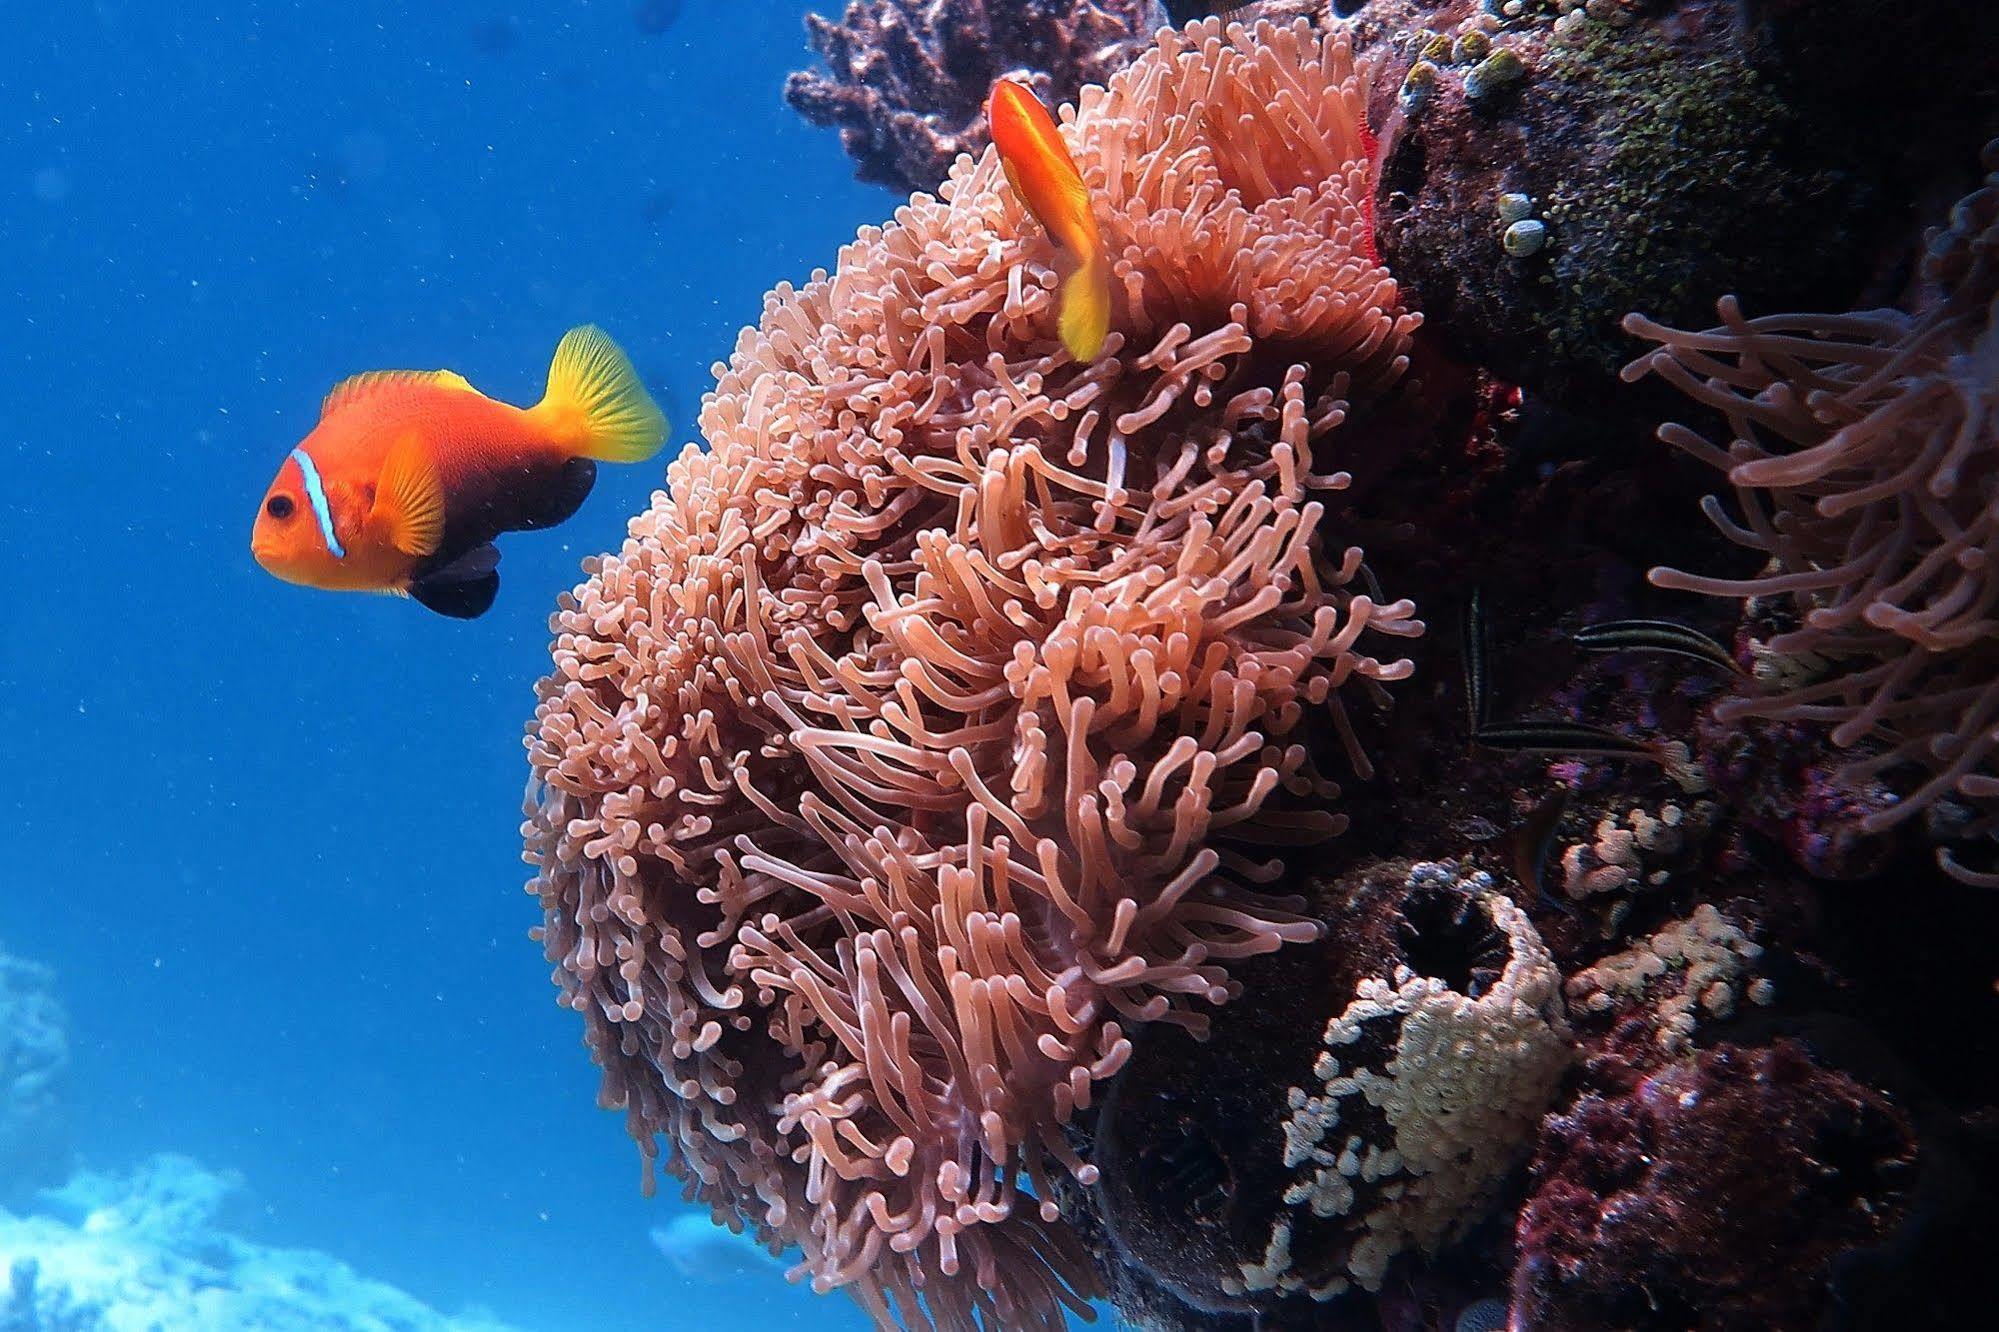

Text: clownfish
xmin=251 ymin=325 xmax=666 ymax=619
xmin=986 ymin=78 xmax=1111 ymax=362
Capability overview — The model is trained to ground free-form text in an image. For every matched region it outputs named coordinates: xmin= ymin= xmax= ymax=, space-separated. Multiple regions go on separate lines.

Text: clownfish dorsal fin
xmin=321 ymin=368 xmax=480 ymax=420
xmin=371 ymin=433 xmax=447 ymax=558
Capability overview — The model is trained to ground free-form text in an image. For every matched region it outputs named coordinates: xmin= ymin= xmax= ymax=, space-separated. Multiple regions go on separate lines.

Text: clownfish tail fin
xmin=530 ymin=325 xmax=668 ymax=464
xmin=1059 ymin=252 xmax=1110 ymax=362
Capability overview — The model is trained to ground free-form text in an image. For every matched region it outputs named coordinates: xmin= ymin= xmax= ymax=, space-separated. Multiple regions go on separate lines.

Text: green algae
xmin=1529 ymin=17 xmax=1852 ymax=375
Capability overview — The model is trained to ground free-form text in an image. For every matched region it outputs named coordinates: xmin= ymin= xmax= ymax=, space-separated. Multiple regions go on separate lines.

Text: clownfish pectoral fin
xmin=1059 ymin=252 xmax=1110 ymax=361
xmin=527 ymin=325 xmax=667 ymax=464
xmin=409 ymin=542 xmax=500 ymax=619
xmin=372 ymin=435 xmax=447 ymax=558
xmin=321 ymin=368 xmax=479 ymax=420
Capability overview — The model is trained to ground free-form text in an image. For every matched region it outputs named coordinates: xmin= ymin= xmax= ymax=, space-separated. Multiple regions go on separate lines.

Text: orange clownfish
xmin=987 ymin=78 xmax=1111 ymax=362
xmin=251 ymin=325 xmax=666 ymax=619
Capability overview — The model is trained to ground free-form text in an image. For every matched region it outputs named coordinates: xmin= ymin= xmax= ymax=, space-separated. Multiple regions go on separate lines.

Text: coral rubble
xmin=785 ymin=1 xmax=1167 ymax=193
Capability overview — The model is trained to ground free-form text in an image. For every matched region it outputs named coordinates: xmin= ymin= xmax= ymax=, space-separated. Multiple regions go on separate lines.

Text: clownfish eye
xmin=266 ymin=494 xmax=295 ymax=520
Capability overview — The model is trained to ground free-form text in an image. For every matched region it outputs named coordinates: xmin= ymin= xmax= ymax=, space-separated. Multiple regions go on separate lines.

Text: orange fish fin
xmin=1001 ymin=157 xmax=1026 ymax=204
xmin=321 ymin=369 xmax=480 ymax=420
xmin=526 ymin=325 xmax=667 ymax=464
xmin=372 ymin=435 xmax=447 ymax=558
xmin=1058 ymin=252 xmax=1111 ymax=362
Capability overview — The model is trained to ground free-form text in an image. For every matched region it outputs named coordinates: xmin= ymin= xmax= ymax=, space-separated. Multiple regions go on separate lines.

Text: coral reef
xmin=1368 ymin=0 xmax=1999 ymax=402
xmin=0 ymin=1156 xmax=522 ymax=1332
xmin=1515 ymin=1040 xmax=1918 ymax=1331
xmin=529 ymin=17 xmax=1423 ymax=1329
xmin=1563 ymin=902 xmax=1772 ymax=1053
xmin=1090 ymin=860 xmax=1568 ymax=1312
xmin=549 ymin=8 xmax=1999 ymax=1331
xmin=0 ymin=948 xmax=67 ymax=1200
xmin=785 ymin=1 xmax=1167 ymax=193
xmin=1624 ymin=143 xmax=1999 ymax=885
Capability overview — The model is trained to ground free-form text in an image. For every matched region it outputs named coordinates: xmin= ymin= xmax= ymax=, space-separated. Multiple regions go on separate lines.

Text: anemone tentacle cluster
xmin=526 ymin=18 xmax=1420 ymax=1328
xmin=1624 ymin=142 xmax=1999 ymax=885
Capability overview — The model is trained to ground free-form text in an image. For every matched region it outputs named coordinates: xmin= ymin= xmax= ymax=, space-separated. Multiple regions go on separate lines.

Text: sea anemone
xmin=1622 ymin=142 xmax=1999 ymax=886
xmin=525 ymin=17 xmax=1419 ymax=1329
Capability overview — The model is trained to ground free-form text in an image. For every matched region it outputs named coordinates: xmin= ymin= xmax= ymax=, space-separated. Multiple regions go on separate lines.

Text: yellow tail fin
xmin=529 ymin=325 xmax=668 ymax=463
xmin=1059 ymin=254 xmax=1110 ymax=362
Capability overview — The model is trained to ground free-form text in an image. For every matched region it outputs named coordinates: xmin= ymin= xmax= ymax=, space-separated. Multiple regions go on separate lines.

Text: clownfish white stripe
xmin=289 ymin=445 xmax=346 ymax=560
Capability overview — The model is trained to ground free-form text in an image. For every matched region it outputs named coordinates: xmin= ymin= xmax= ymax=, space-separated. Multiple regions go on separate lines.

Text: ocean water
xmin=0 ymin=3 xmax=886 ymax=1329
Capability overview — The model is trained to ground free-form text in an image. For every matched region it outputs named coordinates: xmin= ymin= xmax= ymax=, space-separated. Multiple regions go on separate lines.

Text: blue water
xmin=0 ymin=4 xmax=888 ymax=1328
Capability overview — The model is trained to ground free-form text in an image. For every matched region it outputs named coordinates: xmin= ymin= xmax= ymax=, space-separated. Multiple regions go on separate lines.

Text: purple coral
xmin=1514 ymin=1040 xmax=1918 ymax=1330
xmin=783 ymin=0 xmax=1166 ymax=193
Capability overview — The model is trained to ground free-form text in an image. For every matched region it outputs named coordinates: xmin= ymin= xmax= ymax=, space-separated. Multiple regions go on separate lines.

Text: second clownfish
xmin=250 ymin=326 xmax=666 ymax=619
xmin=987 ymin=79 xmax=1111 ymax=362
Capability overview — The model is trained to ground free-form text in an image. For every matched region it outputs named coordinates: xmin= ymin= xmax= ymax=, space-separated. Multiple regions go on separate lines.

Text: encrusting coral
xmin=785 ymin=1 xmax=1167 ymax=193
xmin=1239 ymin=863 xmax=1569 ymax=1303
xmin=1088 ymin=861 xmax=1569 ymax=1316
xmin=526 ymin=17 xmax=1420 ymax=1329
xmin=1623 ymin=142 xmax=1999 ymax=886
xmin=1515 ymin=1040 xmax=1919 ymax=1331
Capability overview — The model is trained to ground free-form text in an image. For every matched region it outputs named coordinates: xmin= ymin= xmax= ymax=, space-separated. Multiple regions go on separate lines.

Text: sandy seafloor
xmin=0 ymin=3 xmax=894 ymax=1329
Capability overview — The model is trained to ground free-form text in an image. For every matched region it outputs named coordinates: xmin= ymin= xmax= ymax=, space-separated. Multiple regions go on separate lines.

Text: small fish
xmin=251 ymin=326 xmax=666 ymax=619
xmin=1513 ymin=787 xmax=1577 ymax=918
xmin=1573 ymin=618 xmax=1746 ymax=676
xmin=1474 ymin=718 xmax=1667 ymax=764
xmin=1461 ymin=586 xmax=1490 ymax=735
xmin=987 ymin=78 xmax=1111 ymax=362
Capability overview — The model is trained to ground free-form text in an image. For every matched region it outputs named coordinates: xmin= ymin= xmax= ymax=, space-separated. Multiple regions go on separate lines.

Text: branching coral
xmin=1622 ymin=143 xmax=1999 ymax=885
xmin=526 ymin=17 xmax=1420 ymax=1329
xmin=785 ymin=1 xmax=1166 ymax=193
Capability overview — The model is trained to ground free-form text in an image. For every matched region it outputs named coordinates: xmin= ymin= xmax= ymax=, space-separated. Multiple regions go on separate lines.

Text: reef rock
xmin=1515 ymin=1040 xmax=1919 ymax=1331
xmin=1369 ymin=0 xmax=1999 ymax=404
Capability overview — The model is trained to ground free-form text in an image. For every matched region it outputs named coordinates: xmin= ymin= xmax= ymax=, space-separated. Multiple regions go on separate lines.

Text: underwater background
xmin=7 ymin=1 xmax=1999 ymax=1330
xmin=2 ymin=2 xmax=877 ymax=1328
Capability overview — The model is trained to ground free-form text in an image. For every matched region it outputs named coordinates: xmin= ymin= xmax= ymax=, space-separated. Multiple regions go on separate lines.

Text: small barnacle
xmin=1401 ymin=60 xmax=1440 ymax=116
xmin=1418 ymin=30 xmax=1453 ymax=63
xmin=1504 ymin=218 xmax=1549 ymax=257
xmin=1454 ymin=30 xmax=1492 ymax=64
xmin=1465 ymin=48 xmax=1527 ymax=104
xmin=1497 ymin=192 xmax=1535 ymax=225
